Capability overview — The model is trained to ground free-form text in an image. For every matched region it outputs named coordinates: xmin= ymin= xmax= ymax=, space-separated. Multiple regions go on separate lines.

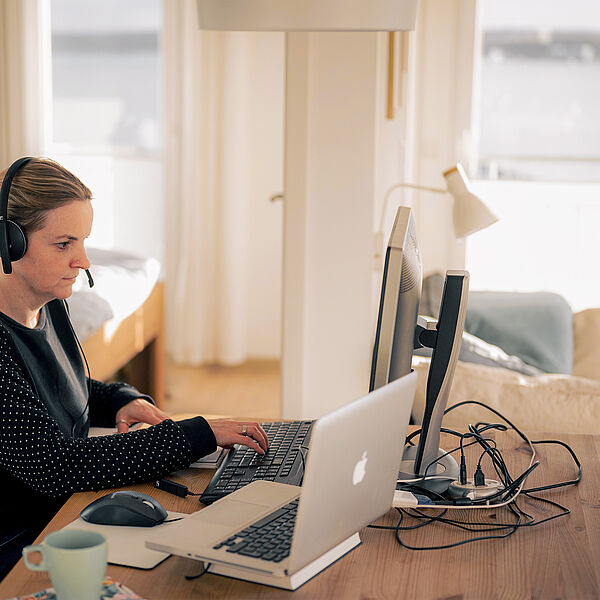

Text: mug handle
xmin=22 ymin=545 xmax=46 ymax=571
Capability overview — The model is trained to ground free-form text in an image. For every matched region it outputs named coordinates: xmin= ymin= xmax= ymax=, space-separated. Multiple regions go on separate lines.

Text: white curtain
xmin=0 ymin=0 xmax=47 ymax=167
xmin=163 ymin=0 xmax=251 ymax=366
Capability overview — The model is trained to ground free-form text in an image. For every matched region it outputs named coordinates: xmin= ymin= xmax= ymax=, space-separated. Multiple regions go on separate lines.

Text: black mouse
xmin=80 ymin=490 xmax=168 ymax=527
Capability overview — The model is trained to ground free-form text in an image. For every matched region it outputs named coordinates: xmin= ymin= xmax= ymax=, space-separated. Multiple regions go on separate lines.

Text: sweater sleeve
xmin=0 ymin=328 xmax=211 ymax=498
xmin=88 ymin=379 xmax=154 ymax=428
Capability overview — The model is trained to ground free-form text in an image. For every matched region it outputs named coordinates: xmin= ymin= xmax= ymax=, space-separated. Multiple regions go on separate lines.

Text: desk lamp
xmin=375 ymin=164 xmax=498 ymax=269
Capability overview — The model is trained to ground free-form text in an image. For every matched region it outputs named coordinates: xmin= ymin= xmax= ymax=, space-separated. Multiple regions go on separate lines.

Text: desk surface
xmin=1 ymin=429 xmax=599 ymax=600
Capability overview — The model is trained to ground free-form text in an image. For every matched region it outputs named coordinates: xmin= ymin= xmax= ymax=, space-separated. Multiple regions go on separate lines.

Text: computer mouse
xmin=80 ymin=490 xmax=168 ymax=527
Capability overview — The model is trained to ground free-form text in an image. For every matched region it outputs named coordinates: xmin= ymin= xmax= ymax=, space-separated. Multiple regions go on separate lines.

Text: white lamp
xmin=196 ymin=0 xmax=419 ymax=31
xmin=374 ymin=164 xmax=498 ymax=268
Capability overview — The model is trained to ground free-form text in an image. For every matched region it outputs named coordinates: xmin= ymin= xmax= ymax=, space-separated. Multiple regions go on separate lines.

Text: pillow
xmin=572 ymin=308 xmax=600 ymax=381
xmin=466 ymin=291 xmax=573 ymax=374
xmin=419 ymin=273 xmax=573 ymax=374
xmin=414 ymin=332 xmax=543 ymax=376
xmin=412 ymin=356 xmax=600 ymax=435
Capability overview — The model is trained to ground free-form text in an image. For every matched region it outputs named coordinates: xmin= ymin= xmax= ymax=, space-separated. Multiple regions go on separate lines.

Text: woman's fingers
xmin=208 ymin=420 xmax=270 ymax=454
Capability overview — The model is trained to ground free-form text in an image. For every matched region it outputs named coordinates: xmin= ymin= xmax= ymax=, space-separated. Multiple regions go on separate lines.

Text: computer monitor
xmin=370 ymin=206 xmax=469 ymax=494
xmin=369 ymin=207 xmax=422 ymax=392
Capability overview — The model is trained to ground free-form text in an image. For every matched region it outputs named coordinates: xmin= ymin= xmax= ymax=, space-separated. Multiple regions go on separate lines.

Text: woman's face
xmin=14 ymin=200 xmax=93 ymax=304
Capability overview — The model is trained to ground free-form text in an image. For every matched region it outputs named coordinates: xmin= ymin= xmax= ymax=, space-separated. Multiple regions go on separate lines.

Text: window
xmin=45 ymin=0 xmax=164 ymax=262
xmin=473 ymin=0 xmax=600 ymax=182
xmin=466 ymin=0 xmax=600 ymax=311
xmin=49 ymin=0 xmax=161 ymax=155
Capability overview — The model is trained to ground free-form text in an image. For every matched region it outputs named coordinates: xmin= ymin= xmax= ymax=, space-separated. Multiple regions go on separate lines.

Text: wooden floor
xmin=163 ymin=359 xmax=281 ymax=420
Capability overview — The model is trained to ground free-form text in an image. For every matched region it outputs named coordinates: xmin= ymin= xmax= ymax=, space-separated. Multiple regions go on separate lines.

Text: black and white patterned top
xmin=0 ymin=301 xmax=216 ymax=577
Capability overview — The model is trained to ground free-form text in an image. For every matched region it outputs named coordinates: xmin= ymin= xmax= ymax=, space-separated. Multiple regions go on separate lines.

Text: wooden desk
xmin=1 ymin=430 xmax=599 ymax=599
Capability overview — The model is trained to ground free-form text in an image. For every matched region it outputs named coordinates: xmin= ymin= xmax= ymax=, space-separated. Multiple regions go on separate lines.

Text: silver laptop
xmin=146 ymin=371 xmax=417 ymax=590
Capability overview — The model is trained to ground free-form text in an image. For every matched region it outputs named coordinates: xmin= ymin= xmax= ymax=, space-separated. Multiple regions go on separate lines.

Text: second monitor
xmin=370 ymin=206 xmax=469 ymax=493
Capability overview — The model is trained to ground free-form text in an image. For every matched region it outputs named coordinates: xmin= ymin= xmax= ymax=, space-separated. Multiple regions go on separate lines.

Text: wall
xmin=245 ymin=33 xmax=285 ymax=359
xmin=282 ymin=32 xmax=407 ymax=419
xmin=406 ymin=0 xmax=478 ymax=275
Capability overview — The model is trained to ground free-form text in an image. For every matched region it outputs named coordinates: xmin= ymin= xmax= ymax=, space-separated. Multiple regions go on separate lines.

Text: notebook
xmin=146 ymin=372 xmax=417 ymax=590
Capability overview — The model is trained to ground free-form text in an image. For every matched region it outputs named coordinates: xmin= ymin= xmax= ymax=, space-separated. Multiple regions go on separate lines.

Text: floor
xmin=163 ymin=359 xmax=281 ymax=421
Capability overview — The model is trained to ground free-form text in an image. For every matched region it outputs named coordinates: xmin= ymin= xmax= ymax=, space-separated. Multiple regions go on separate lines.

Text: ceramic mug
xmin=23 ymin=529 xmax=107 ymax=600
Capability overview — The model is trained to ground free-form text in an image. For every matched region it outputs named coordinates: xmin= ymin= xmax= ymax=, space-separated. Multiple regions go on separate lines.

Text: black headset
xmin=0 ymin=156 xmax=94 ymax=287
xmin=0 ymin=157 xmax=32 ymax=274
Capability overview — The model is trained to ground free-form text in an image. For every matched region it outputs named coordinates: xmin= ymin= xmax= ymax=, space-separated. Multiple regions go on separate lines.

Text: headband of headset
xmin=0 ymin=157 xmax=33 ymax=274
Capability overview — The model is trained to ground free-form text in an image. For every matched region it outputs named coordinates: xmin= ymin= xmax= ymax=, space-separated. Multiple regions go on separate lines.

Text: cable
xmin=62 ymin=299 xmax=92 ymax=437
xmin=185 ymin=562 xmax=212 ymax=580
xmin=155 ymin=478 xmax=202 ymax=498
xmin=374 ymin=399 xmax=582 ymax=549
xmin=523 ymin=439 xmax=582 ymax=492
xmin=0 ymin=529 xmax=27 ymax=549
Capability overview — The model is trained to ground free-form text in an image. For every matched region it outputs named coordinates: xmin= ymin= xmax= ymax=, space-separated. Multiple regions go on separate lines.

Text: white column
xmin=282 ymin=32 xmax=383 ymax=419
xmin=217 ymin=32 xmax=251 ymax=364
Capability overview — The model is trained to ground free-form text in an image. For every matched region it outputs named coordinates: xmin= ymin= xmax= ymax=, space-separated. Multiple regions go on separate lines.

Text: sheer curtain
xmin=162 ymin=0 xmax=252 ymax=366
xmin=0 ymin=0 xmax=47 ymax=167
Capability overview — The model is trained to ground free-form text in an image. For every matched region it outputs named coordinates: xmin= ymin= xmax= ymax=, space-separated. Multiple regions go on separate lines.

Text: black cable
xmin=299 ymin=445 xmax=309 ymax=485
xmin=393 ymin=505 xmax=522 ymax=551
xmin=523 ymin=439 xmax=582 ymax=492
xmin=373 ymin=399 xmax=581 ymax=550
xmin=185 ymin=562 xmax=212 ymax=580
xmin=62 ymin=300 xmax=92 ymax=437
xmin=446 ymin=400 xmax=582 ymax=494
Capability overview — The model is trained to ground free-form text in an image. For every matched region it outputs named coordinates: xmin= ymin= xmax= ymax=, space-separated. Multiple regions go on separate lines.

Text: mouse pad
xmin=64 ymin=511 xmax=189 ymax=569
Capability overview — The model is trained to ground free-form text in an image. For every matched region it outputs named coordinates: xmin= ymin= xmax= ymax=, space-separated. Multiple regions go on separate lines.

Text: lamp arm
xmin=378 ymin=182 xmax=446 ymax=233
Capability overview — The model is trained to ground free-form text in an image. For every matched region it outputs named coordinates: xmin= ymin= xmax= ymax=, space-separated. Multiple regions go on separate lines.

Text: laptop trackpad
xmin=204 ymin=499 xmax=269 ymax=528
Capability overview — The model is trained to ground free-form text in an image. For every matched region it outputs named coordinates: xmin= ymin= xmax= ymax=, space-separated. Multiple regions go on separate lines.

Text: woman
xmin=0 ymin=157 xmax=268 ymax=579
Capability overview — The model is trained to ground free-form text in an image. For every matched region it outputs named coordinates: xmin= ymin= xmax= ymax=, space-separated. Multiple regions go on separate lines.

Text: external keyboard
xmin=199 ymin=420 xmax=314 ymax=505
xmin=213 ymin=498 xmax=299 ymax=563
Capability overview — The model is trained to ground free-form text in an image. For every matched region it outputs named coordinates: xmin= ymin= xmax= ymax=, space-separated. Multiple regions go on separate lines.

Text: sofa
xmin=411 ymin=274 xmax=600 ymax=435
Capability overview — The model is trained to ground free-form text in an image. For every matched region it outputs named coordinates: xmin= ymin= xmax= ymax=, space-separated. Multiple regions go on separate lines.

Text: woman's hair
xmin=0 ymin=157 xmax=92 ymax=236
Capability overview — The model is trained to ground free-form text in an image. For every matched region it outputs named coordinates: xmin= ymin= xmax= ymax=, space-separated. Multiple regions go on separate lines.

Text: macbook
xmin=146 ymin=371 xmax=417 ymax=590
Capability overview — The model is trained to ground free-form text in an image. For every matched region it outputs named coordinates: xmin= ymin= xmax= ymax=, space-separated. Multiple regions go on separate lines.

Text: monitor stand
xmin=398 ymin=270 xmax=469 ymax=496
xmin=398 ymin=445 xmax=459 ymax=495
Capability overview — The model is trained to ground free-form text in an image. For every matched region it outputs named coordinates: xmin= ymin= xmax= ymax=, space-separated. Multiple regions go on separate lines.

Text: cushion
xmin=414 ymin=332 xmax=543 ymax=376
xmin=466 ymin=291 xmax=573 ymax=374
xmin=412 ymin=356 xmax=600 ymax=435
xmin=419 ymin=273 xmax=573 ymax=374
xmin=572 ymin=308 xmax=600 ymax=381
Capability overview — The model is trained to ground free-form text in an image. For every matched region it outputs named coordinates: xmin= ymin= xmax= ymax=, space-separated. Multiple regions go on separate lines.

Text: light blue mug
xmin=23 ymin=529 xmax=107 ymax=600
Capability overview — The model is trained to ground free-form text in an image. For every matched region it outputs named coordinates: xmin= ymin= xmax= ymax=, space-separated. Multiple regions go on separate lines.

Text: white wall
xmin=245 ymin=33 xmax=285 ymax=359
xmin=406 ymin=0 xmax=478 ymax=275
xmin=282 ymin=32 xmax=407 ymax=419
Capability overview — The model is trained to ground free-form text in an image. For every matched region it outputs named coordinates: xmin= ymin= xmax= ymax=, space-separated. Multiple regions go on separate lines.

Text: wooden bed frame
xmin=81 ymin=282 xmax=166 ymax=407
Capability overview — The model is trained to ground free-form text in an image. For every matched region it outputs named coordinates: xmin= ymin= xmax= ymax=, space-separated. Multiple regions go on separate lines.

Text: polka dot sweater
xmin=0 ymin=317 xmax=216 ymax=558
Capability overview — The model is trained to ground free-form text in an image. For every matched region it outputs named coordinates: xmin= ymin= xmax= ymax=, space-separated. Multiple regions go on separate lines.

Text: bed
xmin=68 ymin=248 xmax=166 ymax=407
xmin=412 ymin=273 xmax=600 ymax=435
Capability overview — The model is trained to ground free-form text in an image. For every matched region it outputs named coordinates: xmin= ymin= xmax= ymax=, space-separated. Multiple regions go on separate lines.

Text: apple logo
xmin=352 ymin=451 xmax=368 ymax=486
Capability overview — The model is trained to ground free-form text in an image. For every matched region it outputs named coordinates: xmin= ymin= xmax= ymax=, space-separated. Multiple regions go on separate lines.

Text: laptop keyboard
xmin=213 ymin=499 xmax=299 ymax=563
xmin=200 ymin=421 xmax=314 ymax=505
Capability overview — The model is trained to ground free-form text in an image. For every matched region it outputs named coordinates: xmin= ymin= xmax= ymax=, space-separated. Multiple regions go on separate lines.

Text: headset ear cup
xmin=7 ymin=220 xmax=27 ymax=261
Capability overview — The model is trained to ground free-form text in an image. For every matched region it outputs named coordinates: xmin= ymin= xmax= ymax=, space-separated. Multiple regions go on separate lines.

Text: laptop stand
xmin=208 ymin=532 xmax=361 ymax=590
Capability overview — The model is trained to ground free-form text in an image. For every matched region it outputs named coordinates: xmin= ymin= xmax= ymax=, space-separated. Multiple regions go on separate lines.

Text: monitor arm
xmin=413 ymin=315 xmax=438 ymax=350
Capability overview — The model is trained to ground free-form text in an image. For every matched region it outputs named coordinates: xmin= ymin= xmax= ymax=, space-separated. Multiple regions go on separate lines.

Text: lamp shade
xmin=443 ymin=165 xmax=498 ymax=239
xmin=196 ymin=0 xmax=419 ymax=31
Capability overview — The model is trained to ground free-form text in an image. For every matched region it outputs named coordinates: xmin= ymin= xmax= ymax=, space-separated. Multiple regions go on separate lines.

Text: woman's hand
xmin=115 ymin=399 xmax=170 ymax=433
xmin=207 ymin=420 xmax=269 ymax=455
